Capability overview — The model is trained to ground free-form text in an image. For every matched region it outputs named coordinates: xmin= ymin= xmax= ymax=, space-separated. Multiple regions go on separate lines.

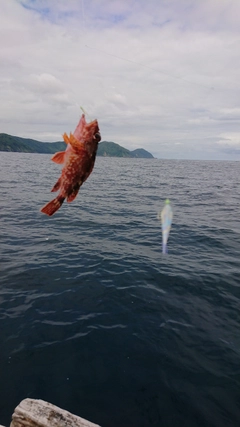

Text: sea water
xmin=0 ymin=153 xmax=239 ymax=426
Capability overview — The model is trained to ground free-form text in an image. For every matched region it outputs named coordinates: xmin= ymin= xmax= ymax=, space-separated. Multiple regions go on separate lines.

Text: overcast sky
xmin=0 ymin=0 xmax=240 ymax=160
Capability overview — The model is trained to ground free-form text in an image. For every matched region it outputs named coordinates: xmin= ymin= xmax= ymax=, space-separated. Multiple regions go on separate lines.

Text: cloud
xmin=29 ymin=73 xmax=63 ymax=93
xmin=0 ymin=0 xmax=240 ymax=159
xmin=217 ymin=132 xmax=240 ymax=149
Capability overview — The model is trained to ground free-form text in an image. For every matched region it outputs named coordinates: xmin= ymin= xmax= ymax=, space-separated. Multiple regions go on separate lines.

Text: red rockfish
xmin=41 ymin=114 xmax=101 ymax=216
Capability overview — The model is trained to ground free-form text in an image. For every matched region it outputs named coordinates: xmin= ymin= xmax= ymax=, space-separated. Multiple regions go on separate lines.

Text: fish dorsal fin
xmin=63 ymin=132 xmax=86 ymax=152
xmin=51 ymin=151 xmax=65 ymax=164
xmin=68 ymin=133 xmax=86 ymax=151
xmin=63 ymin=133 xmax=71 ymax=144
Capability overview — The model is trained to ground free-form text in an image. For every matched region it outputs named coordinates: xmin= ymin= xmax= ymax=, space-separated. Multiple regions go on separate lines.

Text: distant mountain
xmin=130 ymin=148 xmax=154 ymax=159
xmin=0 ymin=133 xmax=154 ymax=158
xmin=97 ymin=141 xmax=154 ymax=158
xmin=97 ymin=141 xmax=131 ymax=157
xmin=0 ymin=133 xmax=65 ymax=154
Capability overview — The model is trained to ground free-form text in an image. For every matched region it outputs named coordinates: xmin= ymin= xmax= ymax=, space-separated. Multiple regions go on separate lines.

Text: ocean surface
xmin=0 ymin=152 xmax=239 ymax=427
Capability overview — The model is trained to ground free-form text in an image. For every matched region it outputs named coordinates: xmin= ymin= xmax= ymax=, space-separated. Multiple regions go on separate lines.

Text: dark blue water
xmin=0 ymin=153 xmax=240 ymax=427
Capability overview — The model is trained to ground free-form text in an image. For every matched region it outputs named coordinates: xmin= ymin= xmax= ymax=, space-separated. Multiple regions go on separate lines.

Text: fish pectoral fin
xmin=51 ymin=177 xmax=61 ymax=192
xmin=67 ymin=182 xmax=82 ymax=203
xmin=68 ymin=133 xmax=86 ymax=152
xmin=51 ymin=151 xmax=65 ymax=164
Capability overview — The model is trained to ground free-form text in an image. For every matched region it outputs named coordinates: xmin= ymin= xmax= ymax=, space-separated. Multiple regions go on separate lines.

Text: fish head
xmin=73 ymin=114 xmax=101 ymax=145
xmin=85 ymin=118 xmax=101 ymax=144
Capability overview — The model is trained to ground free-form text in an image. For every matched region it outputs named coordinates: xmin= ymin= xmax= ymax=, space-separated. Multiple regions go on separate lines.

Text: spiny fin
xmin=51 ymin=177 xmax=61 ymax=192
xmin=67 ymin=182 xmax=82 ymax=202
xmin=66 ymin=133 xmax=86 ymax=151
xmin=51 ymin=151 xmax=65 ymax=164
xmin=40 ymin=196 xmax=65 ymax=216
xmin=63 ymin=133 xmax=71 ymax=144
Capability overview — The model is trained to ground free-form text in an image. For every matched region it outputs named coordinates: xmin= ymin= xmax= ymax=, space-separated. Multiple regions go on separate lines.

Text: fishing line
xmin=81 ymin=0 xmax=215 ymax=97
xmin=81 ymin=0 xmax=86 ymax=32
xmin=84 ymin=44 xmax=214 ymax=92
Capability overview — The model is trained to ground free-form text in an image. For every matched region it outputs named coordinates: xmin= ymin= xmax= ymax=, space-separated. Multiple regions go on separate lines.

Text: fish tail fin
xmin=40 ymin=196 xmax=65 ymax=216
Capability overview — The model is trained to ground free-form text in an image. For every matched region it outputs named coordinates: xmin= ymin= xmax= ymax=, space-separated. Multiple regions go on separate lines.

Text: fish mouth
xmin=73 ymin=114 xmax=100 ymax=143
xmin=86 ymin=119 xmax=99 ymax=129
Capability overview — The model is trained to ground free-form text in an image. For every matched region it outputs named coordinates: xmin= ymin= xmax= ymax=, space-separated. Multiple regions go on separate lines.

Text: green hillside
xmin=0 ymin=134 xmax=36 ymax=153
xmin=98 ymin=141 xmax=133 ymax=157
xmin=0 ymin=133 xmax=65 ymax=154
xmin=0 ymin=133 xmax=154 ymax=158
xmin=131 ymin=148 xmax=154 ymax=159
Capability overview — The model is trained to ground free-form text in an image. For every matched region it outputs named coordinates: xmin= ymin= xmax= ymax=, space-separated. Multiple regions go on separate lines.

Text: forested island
xmin=0 ymin=133 xmax=154 ymax=158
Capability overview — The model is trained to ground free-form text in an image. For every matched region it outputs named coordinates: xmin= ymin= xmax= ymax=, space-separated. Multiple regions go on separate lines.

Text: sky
xmin=0 ymin=0 xmax=240 ymax=160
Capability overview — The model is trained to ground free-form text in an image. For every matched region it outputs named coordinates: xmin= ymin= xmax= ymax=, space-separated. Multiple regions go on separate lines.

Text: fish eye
xmin=94 ymin=132 xmax=101 ymax=142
